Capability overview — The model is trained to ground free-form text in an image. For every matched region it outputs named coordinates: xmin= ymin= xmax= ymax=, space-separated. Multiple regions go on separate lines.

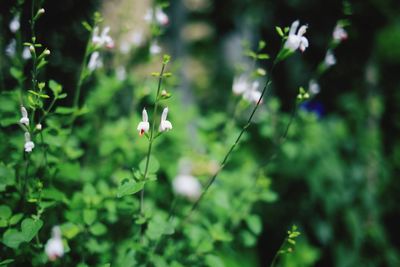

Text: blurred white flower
xmin=5 ymin=39 xmax=16 ymax=57
xmin=45 ymin=226 xmax=64 ymax=261
xmin=243 ymin=81 xmax=263 ymax=104
xmin=116 ymin=66 xmax=126 ymax=81
xmin=173 ymin=174 xmax=202 ymax=200
xmin=9 ymin=14 xmax=20 ymax=33
xmin=150 ymin=41 xmax=162 ymax=55
xmin=131 ymin=31 xmax=144 ymax=46
xmin=88 ymin=51 xmax=102 ymax=71
xmin=92 ymin=26 xmax=114 ymax=49
xmin=284 ymin=20 xmax=309 ymax=52
xmin=144 ymin=7 xmax=169 ymax=26
xmin=232 ymin=75 xmax=263 ymax=104
xmin=19 ymin=106 xmax=29 ymax=126
xmin=309 ymin=79 xmax=320 ymax=96
xmin=22 ymin=47 xmax=32 ymax=60
xmin=137 ymin=108 xmax=150 ymax=136
xmin=324 ymin=50 xmax=336 ymax=67
xmin=36 ymin=123 xmax=42 ymax=131
xmin=232 ymin=75 xmax=249 ymax=95
xmin=24 ymin=132 xmax=35 ymax=153
xmin=159 ymin=107 xmax=172 ymax=132
xmin=333 ymin=24 xmax=348 ymax=42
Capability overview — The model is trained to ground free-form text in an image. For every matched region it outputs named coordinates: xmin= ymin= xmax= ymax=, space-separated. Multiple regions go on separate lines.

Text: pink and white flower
xmin=137 ymin=108 xmax=150 ymax=136
xmin=284 ymin=20 xmax=309 ymax=52
xmin=92 ymin=26 xmax=114 ymax=49
xmin=333 ymin=24 xmax=348 ymax=42
xmin=24 ymin=132 xmax=35 ymax=153
xmin=159 ymin=107 xmax=172 ymax=132
xmin=45 ymin=226 xmax=64 ymax=261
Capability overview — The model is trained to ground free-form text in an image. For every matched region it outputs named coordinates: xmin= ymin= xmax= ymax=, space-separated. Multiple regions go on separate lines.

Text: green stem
xmin=73 ymin=39 xmax=91 ymax=109
xmin=270 ymin=238 xmax=287 ymax=267
xmin=139 ymin=62 xmax=166 ymax=238
xmin=184 ymin=62 xmax=277 ymax=220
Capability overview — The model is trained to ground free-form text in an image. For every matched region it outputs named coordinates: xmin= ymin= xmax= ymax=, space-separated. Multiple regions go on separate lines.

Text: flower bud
xmin=29 ymin=45 xmax=35 ymax=53
xmin=38 ymin=8 xmax=45 ymax=15
xmin=43 ymin=49 xmax=50 ymax=56
xmin=36 ymin=124 xmax=42 ymax=131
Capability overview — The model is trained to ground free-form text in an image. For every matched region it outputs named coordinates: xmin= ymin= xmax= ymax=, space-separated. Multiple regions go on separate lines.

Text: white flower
xmin=284 ymin=20 xmax=309 ymax=52
xmin=155 ymin=7 xmax=169 ymax=25
xmin=232 ymin=76 xmax=263 ymax=104
xmin=309 ymin=79 xmax=320 ymax=96
xmin=45 ymin=226 xmax=64 ymax=261
xmin=232 ymin=75 xmax=249 ymax=95
xmin=9 ymin=14 xmax=20 ymax=33
xmin=243 ymin=81 xmax=263 ymax=104
xmin=144 ymin=8 xmax=169 ymax=26
xmin=5 ymin=39 xmax=16 ymax=57
xmin=92 ymin=26 xmax=114 ymax=48
xmin=333 ymin=24 xmax=348 ymax=42
xmin=324 ymin=50 xmax=336 ymax=67
xmin=22 ymin=46 xmax=32 ymax=60
xmin=88 ymin=51 xmax=102 ymax=71
xmin=149 ymin=41 xmax=162 ymax=55
xmin=116 ymin=66 xmax=126 ymax=81
xmin=19 ymin=106 xmax=29 ymax=126
xmin=24 ymin=132 xmax=35 ymax=153
xmin=172 ymin=174 xmax=202 ymax=200
xmin=137 ymin=108 xmax=150 ymax=136
xmin=159 ymin=107 xmax=172 ymax=132
xmin=131 ymin=31 xmax=144 ymax=46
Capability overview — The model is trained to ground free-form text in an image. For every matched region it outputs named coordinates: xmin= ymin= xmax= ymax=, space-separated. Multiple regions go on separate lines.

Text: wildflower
xmin=9 ymin=14 xmax=20 ymax=33
xmin=144 ymin=7 xmax=169 ymax=26
xmin=22 ymin=47 xmax=32 ymax=60
xmin=159 ymin=107 xmax=172 ymax=132
xmin=24 ymin=132 xmax=35 ymax=153
xmin=232 ymin=75 xmax=249 ymax=95
xmin=44 ymin=226 xmax=64 ymax=261
xmin=324 ymin=50 xmax=336 ymax=67
xmin=88 ymin=51 xmax=102 ymax=71
xmin=92 ymin=26 xmax=114 ymax=49
xmin=308 ymin=79 xmax=320 ymax=96
xmin=149 ymin=41 xmax=162 ymax=55
xmin=5 ymin=39 xmax=16 ymax=57
xmin=333 ymin=24 xmax=348 ymax=42
xmin=19 ymin=106 xmax=29 ymax=126
xmin=172 ymin=174 xmax=202 ymax=200
xmin=284 ymin=20 xmax=309 ymax=52
xmin=137 ymin=108 xmax=150 ymax=136
xmin=243 ymin=81 xmax=263 ymax=104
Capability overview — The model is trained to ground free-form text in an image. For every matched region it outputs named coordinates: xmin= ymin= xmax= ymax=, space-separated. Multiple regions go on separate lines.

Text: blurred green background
xmin=1 ymin=0 xmax=400 ymax=266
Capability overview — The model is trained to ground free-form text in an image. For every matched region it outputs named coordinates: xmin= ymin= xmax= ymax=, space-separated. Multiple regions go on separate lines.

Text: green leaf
xmin=258 ymin=40 xmax=266 ymax=50
xmin=246 ymin=215 xmax=262 ymax=235
xmin=0 ymin=205 xmax=12 ymax=220
xmin=9 ymin=214 xmax=24 ymax=226
xmin=89 ymin=222 xmax=107 ymax=236
xmin=0 ymin=259 xmax=15 ymax=266
xmin=21 ymin=218 xmax=43 ymax=242
xmin=10 ymin=67 xmax=23 ymax=80
xmin=2 ymin=229 xmax=25 ymax=249
xmin=83 ymin=209 xmax=97 ymax=225
xmin=0 ymin=163 xmax=15 ymax=192
xmin=49 ymin=80 xmax=62 ymax=96
xmin=276 ymin=26 xmax=284 ymax=37
xmin=55 ymin=106 xmax=76 ymax=114
xmin=205 ymin=255 xmax=225 ymax=267
xmin=257 ymin=53 xmax=270 ymax=60
xmin=82 ymin=21 xmax=92 ymax=31
xmin=117 ymin=180 xmax=145 ymax=198
xmin=60 ymin=222 xmax=81 ymax=239
xmin=139 ymin=156 xmax=160 ymax=174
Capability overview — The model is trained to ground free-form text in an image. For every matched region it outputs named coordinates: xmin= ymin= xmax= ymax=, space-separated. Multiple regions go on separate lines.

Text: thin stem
xmin=270 ymin=238 xmax=287 ymax=267
xmin=22 ymin=153 xmax=30 ymax=204
xmin=139 ymin=63 xmax=166 ymax=238
xmin=73 ymin=39 xmax=91 ymax=109
xmin=185 ymin=63 xmax=277 ymax=220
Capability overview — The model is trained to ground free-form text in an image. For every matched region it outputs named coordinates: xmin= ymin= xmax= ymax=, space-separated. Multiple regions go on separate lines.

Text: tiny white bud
xmin=44 ymin=49 xmax=50 ymax=55
xmin=38 ymin=8 xmax=45 ymax=15
xmin=36 ymin=124 xmax=42 ymax=131
xmin=29 ymin=45 xmax=35 ymax=53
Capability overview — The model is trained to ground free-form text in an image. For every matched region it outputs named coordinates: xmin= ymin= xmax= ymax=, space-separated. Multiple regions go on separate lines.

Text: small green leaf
xmin=10 ymin=68 xmax=23 ymax=80
xmin=9 ymin=214 xmax=24 ymax=226
xmin=246 ymin=215 xmax=262 ymax=235
xmin=257 ymin=53 xmax=270 ymax=60
xmin=89 ymin=222 xmax=107 ymax=236
xmin=83 ymin=209 xmax=97 ymax=225
xmin=60 ymin=222 xmax=81 ymax=239
xmin=276 ymin=26 xmax=284 ymax=37
xmin=139 ymin=156 xmax=160 ymax=174
xmin=117 ymin=180 xmax=145 ymax=198
xmin=0 ymin=205 xmax=12 ymax=220
xmin=2 ymin=229 xmax=25 ymax=249
xmin=0 ymin=259 xmax=15 ymax=266
xmin=82 ymin=21 xmax=92 ymax=31
xmin=258 ymin=40 xmax=266 ymax=50
xmin=21 ymin=218 xmax=43 ymax=242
